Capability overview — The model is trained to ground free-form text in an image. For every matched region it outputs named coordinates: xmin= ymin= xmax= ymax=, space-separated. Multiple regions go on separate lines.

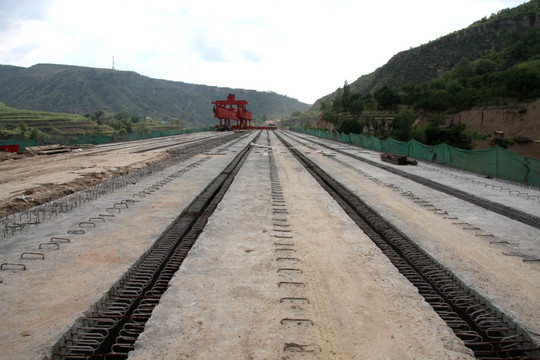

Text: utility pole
xmin=112 ymin=56 xmax=115 ymax=71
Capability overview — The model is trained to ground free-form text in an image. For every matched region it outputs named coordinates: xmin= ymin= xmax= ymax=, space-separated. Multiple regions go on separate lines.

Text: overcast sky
xmin=0 ymin=0 xmax=527 ymax=104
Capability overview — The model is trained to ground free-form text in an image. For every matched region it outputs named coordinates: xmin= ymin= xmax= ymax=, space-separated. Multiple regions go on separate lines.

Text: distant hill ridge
xmin=314 ymin=0 xmax=540 ymax=107
xmin=0 ymin=63 xmax=310 ymax=127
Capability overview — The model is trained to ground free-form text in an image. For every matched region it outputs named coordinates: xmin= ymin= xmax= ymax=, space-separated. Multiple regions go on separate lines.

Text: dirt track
xmin=0 ymin=142 xmax=173 ymax=215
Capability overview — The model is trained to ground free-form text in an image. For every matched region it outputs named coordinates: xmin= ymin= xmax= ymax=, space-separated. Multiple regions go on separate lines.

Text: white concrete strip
xmin=129 ymin=132 xmax=473 ymax=359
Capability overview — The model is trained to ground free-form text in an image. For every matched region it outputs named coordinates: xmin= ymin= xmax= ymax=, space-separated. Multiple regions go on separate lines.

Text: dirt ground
xmin=0 ymin=144 xmax=172 ymax=216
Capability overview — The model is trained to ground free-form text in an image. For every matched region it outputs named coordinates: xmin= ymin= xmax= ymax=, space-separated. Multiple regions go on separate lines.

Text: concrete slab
xmin=284 ymin=131 xmax=540 ymax=344
xmin=129 ymin=132 xmax=473 ymax=359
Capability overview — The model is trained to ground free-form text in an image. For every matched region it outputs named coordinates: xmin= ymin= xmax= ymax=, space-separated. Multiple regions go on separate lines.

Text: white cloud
xmin=0 ymin=0 xmax=528 ymax=103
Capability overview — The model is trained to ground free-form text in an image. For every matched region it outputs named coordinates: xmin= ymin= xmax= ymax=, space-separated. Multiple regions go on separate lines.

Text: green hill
xmin=0 ymin=102 xmax=193 ymax=141
xmin=0 ymin=63 xmax=310 ymax=128
xmin=0 ymin=102 xmax=95 ymax=139
xmin=314 ymin=0 xmax=540 ymax=108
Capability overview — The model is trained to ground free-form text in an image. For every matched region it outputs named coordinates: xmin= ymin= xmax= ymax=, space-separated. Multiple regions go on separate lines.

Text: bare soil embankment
xmin=0 ymin=148 xmax=172 ymax=216
xmin=449 ymin=98 xmax=540 ymax=158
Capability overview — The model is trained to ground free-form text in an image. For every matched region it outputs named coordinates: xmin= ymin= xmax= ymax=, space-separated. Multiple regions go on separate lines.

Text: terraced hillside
xmin=0 ymin=102 xmax=94 ymax=139
xmin=0 ymin=103 xmax=190 ymax=142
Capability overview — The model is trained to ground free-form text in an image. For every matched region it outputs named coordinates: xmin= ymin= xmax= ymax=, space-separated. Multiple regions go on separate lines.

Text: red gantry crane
xmin=212 ymin=94 xmax=252 ymax=130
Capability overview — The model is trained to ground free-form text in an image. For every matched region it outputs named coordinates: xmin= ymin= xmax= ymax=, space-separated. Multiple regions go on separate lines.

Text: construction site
xmin=0 ymin=94 xmax=538 ymax=359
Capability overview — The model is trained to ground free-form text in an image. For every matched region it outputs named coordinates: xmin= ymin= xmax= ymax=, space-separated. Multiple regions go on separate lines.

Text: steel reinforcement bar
xmin=50 ymin=132 xmax=259 ymax=360
xmin=1 ymin=132 xmax=244 ymax=239
xmin=284 ymin=131 xmax=540 ymax=230
xmin=276 ymin=132 xmax=539 ymax=359
xmin=130 ymin=133 xmax=226 ymax=153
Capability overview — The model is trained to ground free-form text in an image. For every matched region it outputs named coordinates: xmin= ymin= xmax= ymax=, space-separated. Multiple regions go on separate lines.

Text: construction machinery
xmin=212 ymin=94 xmax=252 ymax=131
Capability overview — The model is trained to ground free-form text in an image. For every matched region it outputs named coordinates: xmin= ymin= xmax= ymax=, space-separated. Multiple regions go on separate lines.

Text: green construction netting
xmin=382 ymin=138 xmax=410 ymax=155
xmin=291 ymin=127 xmax=540 ymax=187
xmin=349 ymin=133 xmax=383 ymax=151
xmin=527 ymin=157 xmax=540 ymax=186
xmin=498 ymin=147 xmax=533 ymax=184
xmin=448 ymin=146 xmax=498 ymax=175
xmin=409 ymin=139 xmax=451 ymax=164
xmin=340 ymin=133 xmax=351 ymax=144
xmin=0 ymin=138 xmax=35 ymax=152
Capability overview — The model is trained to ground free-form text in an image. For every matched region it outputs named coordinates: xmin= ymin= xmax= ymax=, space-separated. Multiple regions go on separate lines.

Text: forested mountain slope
xmin=314 ymin=0 xmax=540 ymax=108
xmin=0 ymin=63 xmax=310 ymax=127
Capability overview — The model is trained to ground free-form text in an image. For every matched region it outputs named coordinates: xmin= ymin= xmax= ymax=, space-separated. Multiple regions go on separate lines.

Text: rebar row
xmin=0 ymin=157 xmax=215 ymax=275
xmin=1 ymin=133 xmax=241 ymax=239
xmin=283 ymin=131 xmax=540 ymax=230
xmin=50 ymin=132 xmax=258 ymax=360
xmin=277 ymin=132 xmax=539 ymax=359
xmin=417 ymin=164 xmax=540 ymax=201
xmin=267 ymin=131 xmax=322 ymax=355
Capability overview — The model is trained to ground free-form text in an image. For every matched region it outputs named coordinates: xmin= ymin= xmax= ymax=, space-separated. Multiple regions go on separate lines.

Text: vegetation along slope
xmin=302 ymin=0 xmax=540 ymax=158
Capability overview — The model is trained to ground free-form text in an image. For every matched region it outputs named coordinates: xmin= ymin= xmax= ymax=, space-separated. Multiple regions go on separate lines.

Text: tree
xmin=321 ymin=109 xmax=339 ymax=127
xmin=473 ymin=58 xmax=496 ymax=75
xmin=424 ymin=116 xmax=472 ymax=149
xmin=508 ymin=40 xmax=528 ymax=62
xmin=332 ymin=87 xmax=344 ymax=113
xmin=17 ymin=123 xmax=29 ymax=138
xmin=402 ymin=84 xmax=421 ymax=107
xmin=133 ymin=122 xmax=150 ymax=134
xmin=30 ymin=128 xmax=41 ymax=140
xmin=319 ymin=101 xmax=329 ymax=112
xmin=341 ymin=81 xmax=352 ymax=111
xmin=124 ymin=121 xmax=133 ymax=133
xmin=349 ymin=93 xmax=363 ymax=118
xmin=92 ymin=110 xmax=106 ymax=125
xmin=391 ymin=110 xmax=417 ymax=141
xmin=170 ymin=118 xmax=184 ymax=128
xmin=339 ymin=118 xmax=363 ymax=134
xmin=373 ymin=86 xmax=400 ymax=110
xmin=361 ymin=93 xmax=377 ymax=111
xmin=451 ymin=58 xmax=474 ymax=80
xmin=114 ymin=111 xmax=130 ymax=122
xmin=504 ymin=67 xmax=540 ymax=100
